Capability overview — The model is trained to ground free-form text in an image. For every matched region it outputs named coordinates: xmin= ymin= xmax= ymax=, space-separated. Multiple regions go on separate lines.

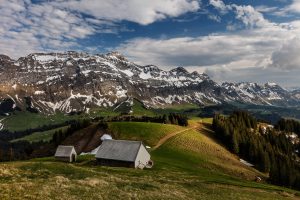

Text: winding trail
xmin=152 ymin=125 xmax=199 ymax=150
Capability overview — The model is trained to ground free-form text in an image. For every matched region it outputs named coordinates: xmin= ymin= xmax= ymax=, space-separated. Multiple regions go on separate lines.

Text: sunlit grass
xmin=108 ymin=122 xmax=186 ymax=146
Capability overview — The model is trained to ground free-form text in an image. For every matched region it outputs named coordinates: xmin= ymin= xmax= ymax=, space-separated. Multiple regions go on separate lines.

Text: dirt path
xmin=152 ymin=125 xmax=199 ymax=150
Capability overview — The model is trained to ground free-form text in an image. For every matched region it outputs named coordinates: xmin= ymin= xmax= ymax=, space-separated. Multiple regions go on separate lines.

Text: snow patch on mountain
xmin=34 ymin=91 xmax=45 ymax=95
xmin=12 ymin=84 xmax=17 ymax=90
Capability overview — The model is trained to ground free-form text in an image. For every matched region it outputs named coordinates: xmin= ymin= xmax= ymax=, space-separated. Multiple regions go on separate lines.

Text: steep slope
xmin=0 ymin=51 xmax=299 ymax=116
xmin=108 ymin=121 xmax=264 ymax=180
xmin=61 ymin=123 xmax=105 ymax=154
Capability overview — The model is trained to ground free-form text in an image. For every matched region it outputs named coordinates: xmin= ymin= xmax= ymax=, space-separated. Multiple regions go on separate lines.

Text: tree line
xmin=104 ymin=113 xmax=188 ymax=126
xmin=0 ymin=120 xmax=76 ymax=142
xmin=275 ymin=118 xmax=300 ymax=136
xmin=212 ymin=111 xmax=300 ymax=190
xmin=0 ymin=119 xmax=92 ymax=161
xmin=52 ymin=119 xmax=91 ymax=145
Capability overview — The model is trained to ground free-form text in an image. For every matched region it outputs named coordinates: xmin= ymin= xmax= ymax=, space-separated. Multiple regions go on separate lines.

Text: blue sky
xmin=1 ymin=0 xmax=300 ymax=87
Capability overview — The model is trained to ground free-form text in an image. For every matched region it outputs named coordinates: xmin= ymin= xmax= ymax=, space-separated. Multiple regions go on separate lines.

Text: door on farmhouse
xmin=71 ymin=154 xmax=76 ymax=162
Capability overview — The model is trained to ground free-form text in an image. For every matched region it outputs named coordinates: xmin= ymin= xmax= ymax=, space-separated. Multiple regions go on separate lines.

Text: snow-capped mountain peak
xmin=0 ymin=51 xmax=298 ymax=114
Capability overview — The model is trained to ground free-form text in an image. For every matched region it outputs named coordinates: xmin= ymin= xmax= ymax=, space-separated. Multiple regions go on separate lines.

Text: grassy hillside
xmin=0 ymin=112 xmax=79 ymax=132
xmin=0 ymin=98 xmax=202 ymax=132
xmin=11 ymin=126 xmax=69 ymax=143
xmin=108 ymin=122 xmax=187 ymax=146
xmin=0 ymin=120 xmax=300 ymax=199
xmin=154 ymin=129 xmax=263 ymax=180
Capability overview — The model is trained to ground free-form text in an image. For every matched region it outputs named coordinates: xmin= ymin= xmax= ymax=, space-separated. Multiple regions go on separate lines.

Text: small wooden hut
xmin=54 ymin=145 xmax=77 ymax=162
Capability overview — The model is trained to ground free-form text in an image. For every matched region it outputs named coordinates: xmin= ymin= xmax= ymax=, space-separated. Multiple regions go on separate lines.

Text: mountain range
xmin=0 ymin=51 xmax=299 ymax=115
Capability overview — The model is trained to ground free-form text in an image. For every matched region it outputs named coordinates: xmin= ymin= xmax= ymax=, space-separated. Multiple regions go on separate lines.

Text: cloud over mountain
xmin=270 ymin=37 xmax=300 ymax=70
xmin=55 ymin=0 xmax=200 ymax=25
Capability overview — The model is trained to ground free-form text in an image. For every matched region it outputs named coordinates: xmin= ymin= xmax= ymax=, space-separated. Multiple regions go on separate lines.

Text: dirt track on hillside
xmin=152 ymin=125 xmax=199 ymax=150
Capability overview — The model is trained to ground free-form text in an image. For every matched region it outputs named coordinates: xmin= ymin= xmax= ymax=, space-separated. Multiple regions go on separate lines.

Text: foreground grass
xmin=0 ymin=120 xmax=299 ymax=199
xmin=0 ymin=155 xmax=298 ymax=200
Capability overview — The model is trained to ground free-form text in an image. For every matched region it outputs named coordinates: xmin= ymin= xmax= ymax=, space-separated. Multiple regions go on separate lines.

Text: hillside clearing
xmin=1 ymin=112 xmax=80 ymax=132
xmin=11 ymin=126 xmax=69 ymax=143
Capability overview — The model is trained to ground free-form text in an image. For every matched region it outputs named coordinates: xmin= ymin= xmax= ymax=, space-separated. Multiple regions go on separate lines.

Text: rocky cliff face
xmin=0 ymin=51 xmax=298 ymax=114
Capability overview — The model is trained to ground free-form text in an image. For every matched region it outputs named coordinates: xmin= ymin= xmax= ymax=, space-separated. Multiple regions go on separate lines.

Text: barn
xmin=95 ymin=140 xmax=153 ymax=169
xmin=54 ymin=145 xmax=77 ymax=162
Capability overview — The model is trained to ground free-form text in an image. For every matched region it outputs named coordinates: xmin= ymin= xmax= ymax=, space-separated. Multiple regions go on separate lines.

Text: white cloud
xmin=232 ymin=4 xmax=271 ymax=28
xmin=0 ymin=0 xmax=98 ymax=58
xmin=116 ymin=34 xmax=269 ymax=68
xmin=117 ymin=22 xmax=293 ymax=68
xmin=267 ymin=0 xmax=300 ymax=16
xmin=116 ymin=18 xmax=300 ymax=86
xmin=0 ymin=0 xmax=200 ymax=58
xmin=255 ymin=5 xmax=278 ymax=13
xmin=286 ymin=0 xmax=300 ymax=13
xmin=210 ymin=0 xmax=271 ymax=28
xmin=208 ymin=14 xmax=221 ymax=22
xmin=209 ymin=0 xmax=228 ymax=14
xmin=55 ymin=0 xmax=200 ymax=25
xmin=270 ymin=37 xmax=300 ymax=70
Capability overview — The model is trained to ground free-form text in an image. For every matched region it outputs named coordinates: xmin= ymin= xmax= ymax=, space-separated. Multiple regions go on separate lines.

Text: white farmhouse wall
xmin=135 ymin=145 xmax=151 ymax=169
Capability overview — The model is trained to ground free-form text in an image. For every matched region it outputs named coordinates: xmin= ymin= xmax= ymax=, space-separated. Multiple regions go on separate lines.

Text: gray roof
xmin=55 ymin=145 xmax=76 ymax=157
xmin=95 ymin=140 xmax=144 ymax=162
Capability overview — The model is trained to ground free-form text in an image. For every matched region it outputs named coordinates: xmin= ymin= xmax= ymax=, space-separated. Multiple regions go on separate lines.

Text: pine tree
xmin=231 ymin=129 xmax=239 ymax=154
xmin=52 ymin=131 xmax=58 ymax=145
xmin=162 ymin=114 xmax=170 ymax=124
xmin=270 ymin=158 xmax=279 ymax=184
xmin=260 ymin=151 xmax=270 ymax=173
xmin=169 ymin=114 xmax=174 ymax=124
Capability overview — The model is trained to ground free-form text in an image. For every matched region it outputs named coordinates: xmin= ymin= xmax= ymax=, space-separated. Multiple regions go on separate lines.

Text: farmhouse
xmin=95 ymin=140 xmax=153 ymax=169
xmin=54 ymin=145 xmax=77 ymax=162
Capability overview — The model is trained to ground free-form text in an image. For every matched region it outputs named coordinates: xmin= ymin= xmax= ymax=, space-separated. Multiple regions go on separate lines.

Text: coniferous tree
xmin=231 ymin=129 xmax=239 ymax=154
xmin=162 ymin=114 xmax=169 ymax=124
